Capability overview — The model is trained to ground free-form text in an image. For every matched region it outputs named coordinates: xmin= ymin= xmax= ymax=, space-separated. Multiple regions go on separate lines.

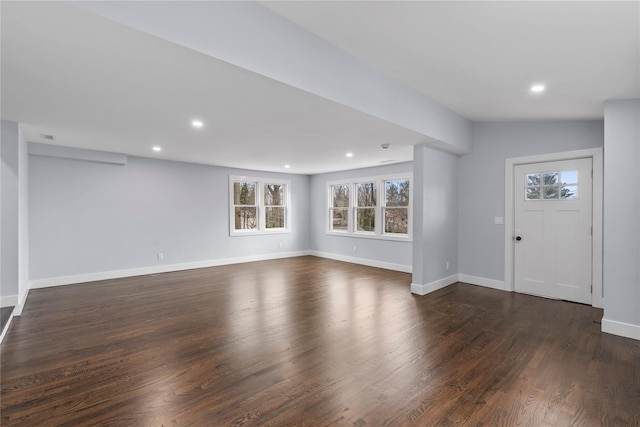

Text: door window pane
xmin=526 ymin=187 xmax=541 ymax=200
xmin=561 ymin=186 xmax=578 ymax=199
xmin=560 ymin=170 xmax=578 ymax=184
xmin=543 ymin=172 xmax=558 ymax=186
xmin=543 ymin=186 xmax=559 ymax=199
xmin=526 ymin=173 xmax=541 ymax=186
xmin=525 ymin=170 xmax=579 ymax=201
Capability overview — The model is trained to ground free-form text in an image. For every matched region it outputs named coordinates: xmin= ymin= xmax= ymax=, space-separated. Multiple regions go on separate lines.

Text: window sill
xmin=326 ymin=231 xmax=412 ymax=242
xmin=230 ymin=229 xmax=291 ymax=237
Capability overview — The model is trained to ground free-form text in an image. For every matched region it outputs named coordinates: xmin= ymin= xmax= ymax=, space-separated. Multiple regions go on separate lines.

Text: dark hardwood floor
xmin=1 ymin=256 xmax=638 ymax=426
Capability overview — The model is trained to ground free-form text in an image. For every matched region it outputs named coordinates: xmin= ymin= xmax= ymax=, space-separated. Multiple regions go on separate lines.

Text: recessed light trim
xmin=191 ymin=119 xmax=204 ymax=128
xmin=284 ymin=164 xmax=291 ymax=169
xmin=530 ymin=84 xmax=545 ymax=93
xmin=346 ymin=152 xmax=354 ymax=158
xmin=152 ymin=146 xmax=162 ymax=152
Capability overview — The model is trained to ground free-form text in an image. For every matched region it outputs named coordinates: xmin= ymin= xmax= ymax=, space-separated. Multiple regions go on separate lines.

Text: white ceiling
xmin=2 ymin=1 xmax=638 ymax=174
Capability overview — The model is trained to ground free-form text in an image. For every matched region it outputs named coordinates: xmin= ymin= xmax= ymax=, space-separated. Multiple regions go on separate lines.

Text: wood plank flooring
xmin=1 ymin=256 xmax=638 ymax=426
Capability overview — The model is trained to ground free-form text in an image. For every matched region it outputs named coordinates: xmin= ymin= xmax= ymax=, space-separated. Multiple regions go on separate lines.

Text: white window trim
xmin=229 ymin=175 xmax=291 ymax=236
xmin=326 ymin=173 xmax=412 ymax=242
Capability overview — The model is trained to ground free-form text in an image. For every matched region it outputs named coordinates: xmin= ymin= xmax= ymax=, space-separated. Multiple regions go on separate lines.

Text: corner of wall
xmin=411 ymin=274 xmax=458 ymax=296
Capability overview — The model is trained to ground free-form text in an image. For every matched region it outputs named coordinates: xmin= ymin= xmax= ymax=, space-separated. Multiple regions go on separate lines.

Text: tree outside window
xmin=265 ymin=184 xmax=285 ymax=229
xmin=384 ymin=179 xmax=409 ymax=234
xmin=327 ymin=175 xmax=411 ymax=240
xmin=330 ymin=184 xmax=349 ymax=231
xmin=230 ymin=176 xmax=290 ymax=235
xmin=356 ymin=182 xmax=376 ymax=232
xmin=233 ymin=181 xmax=257 ymax=230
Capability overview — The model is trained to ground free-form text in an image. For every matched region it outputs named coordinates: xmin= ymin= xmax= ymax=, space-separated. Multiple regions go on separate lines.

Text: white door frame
xmin=504 ymin=148 xmax=603 ymax=308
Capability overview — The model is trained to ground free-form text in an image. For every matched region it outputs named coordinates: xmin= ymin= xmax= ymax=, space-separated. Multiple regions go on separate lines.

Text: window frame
xmin=329 ymin=182 xmax=350 ymax=233
xmin=229 ymin=175 xmax=291 ymax=236
xmin=326 ymin=173 xmax=412 ymax=242
xmin=354 ymin=180 xmax=377 ymax=235
xmin=382 ymin=178 xmax=411 ymax=236
xmin=524 ymin=169 xmax=580 ymax=201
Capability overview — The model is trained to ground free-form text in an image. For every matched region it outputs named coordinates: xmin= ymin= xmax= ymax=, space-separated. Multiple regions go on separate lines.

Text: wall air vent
xmin=40 ymin=133 xmax=55 ymax=141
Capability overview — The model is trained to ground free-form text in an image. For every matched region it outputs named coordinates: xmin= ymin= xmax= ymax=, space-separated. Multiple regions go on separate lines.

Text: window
xmin=383 ymin=178 xmax=410 ymax=234
xmin=330 ymin=183 xmax=349 ymax=231
xmin=525 ymin=170 xmax=579 ymax=200
xmin=264 ymin=183 xmax=285 ymax=229
xmin=230 ymin=176 xmax=290 ymax=235
xmin=356 ymin=182 xmax=376 ymax=232
xmin=327 ymin=174 xmax=411 ymax=241
xmin=233 ymin=181 xmax=257 ymax=230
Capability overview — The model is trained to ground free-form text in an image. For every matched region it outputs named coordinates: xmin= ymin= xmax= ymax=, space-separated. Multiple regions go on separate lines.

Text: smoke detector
xmin=381 ymin=143 xmax=390 ymax=150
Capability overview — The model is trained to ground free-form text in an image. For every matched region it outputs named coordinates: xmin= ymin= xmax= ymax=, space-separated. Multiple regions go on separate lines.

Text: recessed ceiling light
xmin=346 ymin=152 xmax=354 ymax=158
xmin=191 ymin=119 xmax=204 ymax=128
xmin=152 ymin=146 xmax=162 ymax=152
xmin=530 ymin=84 xmax=545 ymax=93
xmin=284 ymin=164 xmax=291 ymax=169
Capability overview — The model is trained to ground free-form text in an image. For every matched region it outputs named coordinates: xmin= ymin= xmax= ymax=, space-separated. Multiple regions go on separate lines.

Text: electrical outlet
xmin=157 ymin=252 xmax=164 ymax=261
xmin=353 ymin=245 xmax=357 ymax=252
xmin=446 ymin=261 xmax=450 ymax=270
xmin=278 ymin=242 xmax=283 ymax=249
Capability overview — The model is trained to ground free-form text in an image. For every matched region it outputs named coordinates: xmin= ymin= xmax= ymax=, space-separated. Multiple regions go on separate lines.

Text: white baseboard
xmin=601 ymin=317 xmax=640 ymax=341
xmin=0 ymin=309 xmax=15 ymax=343
xmin=411 ymin=274 xmax=458 ymax=296
xmin=1 ymin=295 xmax=18 ymax=308
xmin=13 ymin=289 xmax=28 ymax=316
xmin=411 ymin=273 xmax=506 ymax=296
xmin=29 ymin=251 xmax=312 ymax=289
xmin=457 ymin=274 xmax=507 ymax=291
xmin=1 ymin=289 xmax=28 ymax=316
xmin=309 ymin=251 xmax=411 ymax=273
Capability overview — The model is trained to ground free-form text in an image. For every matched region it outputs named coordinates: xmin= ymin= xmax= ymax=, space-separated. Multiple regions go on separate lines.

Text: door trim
xmin=504 ymin=148 xmax=603 ymax=308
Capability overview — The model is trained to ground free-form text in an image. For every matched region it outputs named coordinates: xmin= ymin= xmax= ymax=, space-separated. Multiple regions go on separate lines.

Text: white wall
xmin=1 ymin=120 xmax=29 ymax=313
xmin=458 ymin=121 xmax=604 ymax=283
xmin=309 ymin=162 xmax=413 ymax=271
xmin=17 ymin=123 xmax=29 ymax=314
xmin=602 ymin=99 xmax=640 ymax=340
xmin=411 ymin=144 xmax=458 ymax=294
xmin=29 ymin=149 xmax=310 ymax=284
xmin=1 ymin=121 xmax=19 ymax=303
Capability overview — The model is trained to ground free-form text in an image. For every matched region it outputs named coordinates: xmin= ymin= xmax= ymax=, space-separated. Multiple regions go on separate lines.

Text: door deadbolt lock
xmin=515 ymin=236 xmax=522 ymax=241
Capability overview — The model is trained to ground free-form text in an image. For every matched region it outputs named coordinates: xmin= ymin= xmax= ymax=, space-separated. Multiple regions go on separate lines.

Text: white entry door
xmin=513 ymin=158 xmax=592 ymax=304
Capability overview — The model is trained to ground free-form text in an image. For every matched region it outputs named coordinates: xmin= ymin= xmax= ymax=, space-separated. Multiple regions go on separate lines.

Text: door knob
xmin=515 ymin=236 xmax=522 ymax=241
